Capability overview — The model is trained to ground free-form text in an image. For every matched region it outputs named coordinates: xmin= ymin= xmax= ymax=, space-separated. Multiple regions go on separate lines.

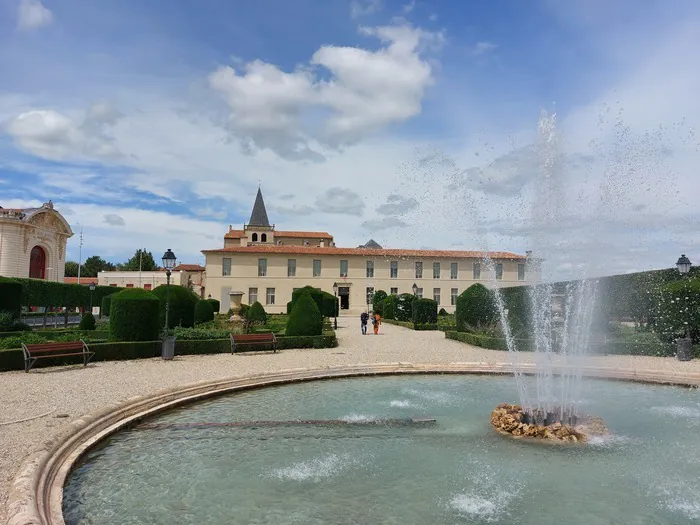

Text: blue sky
xmin=1 ymin=0 xmax=699 ymax=278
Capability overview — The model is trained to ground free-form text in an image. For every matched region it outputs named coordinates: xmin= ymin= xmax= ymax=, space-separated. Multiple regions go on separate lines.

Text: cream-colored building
xmin=97 ymin=264 xmax=205 ymax=296
xmin=0 ymin=201 xmax=73 ymax=282
xmin=203 ymin=189 xmax=539 ymax=314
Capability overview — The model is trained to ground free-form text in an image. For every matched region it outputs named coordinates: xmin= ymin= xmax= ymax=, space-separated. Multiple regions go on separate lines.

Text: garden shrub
xmin=395 ymin=293 xmax=414 ymax=322
xmin=13 ymin=278 xmax=122 ymax=309
xmin=383 ymin=295 xmax=398 ymax=320
xmin=456 ymin=284 xmax=497 ymax=332
xmin=239 ymin=303 xmax=250 ymax=319
xmin=654 ymin=278 xmax=700 ymax=342
xmin=79 ymin=312 xmax=96 ymax=331
xmin=412 ymin=298 xmax=438 ymax=325
xmin=286 ymin=292 xmax=323 ymax=336
xmin=173 ymin=326 xmax=231 ymax=340
xmin=247 ymin=302 xmax=268 ymax=326
xmin=0 ymin=312 xmax=15 ymax=332
xmin=500 ymin=285 xmax=531 ymax=334
xmin=0 ymin=277 xmax=22 ymax=320
xmin=289 ymin=286 xmax=337 ymax=318
xmin=438 ymin=308 xmax=448 ymax=316
xmin=101 ymin=294 xmax=115 ymax=317
xmin=194 ymin=299 xmax=215 ymax=325
xmin=206 ymin=298 xmax=221 ymax=314
xmin=152 ymin=284 xmax=199 ymax=329
xmin=109 ymin=288 xmax=160 ymax=341
xmin=286 ymin=301 xmax=293 ymax=315
xmin=372 ymin=290 xmax=388 ymax=315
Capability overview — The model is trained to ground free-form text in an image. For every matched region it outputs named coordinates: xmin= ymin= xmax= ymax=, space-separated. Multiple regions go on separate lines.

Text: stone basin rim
xmin=6 ymin=362 xmax=700 ymax=525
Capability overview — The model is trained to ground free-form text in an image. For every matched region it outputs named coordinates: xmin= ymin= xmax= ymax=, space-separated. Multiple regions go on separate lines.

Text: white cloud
xmin=350 ymin=0 xmax=382 ymax=19
xmin=471 ymin=41 xmax=497 ymax=55
xmin=103 ymin=213 xmax=125 ymax=226
xmin=362 ymin=216 xmax=408 ymax=231
xmin=17 ymin=0 xmax=53 ymax=30
xmin=376 ymin=194 xmax=419 ymax=215
xmin=208 ymin=23 xmax=440 ymax=158
xmin=314 ymin=188 xmax=366 ymax=216
xmin=402 ymin=1 xmax=416 ymax=14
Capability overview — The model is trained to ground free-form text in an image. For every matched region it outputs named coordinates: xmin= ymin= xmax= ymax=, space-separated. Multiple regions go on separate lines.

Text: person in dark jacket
xmin=360 ymin=312 xmax=369 ymax=334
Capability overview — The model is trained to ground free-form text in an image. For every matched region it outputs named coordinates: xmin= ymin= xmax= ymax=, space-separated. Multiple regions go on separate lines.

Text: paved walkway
xmin=2 ymin=320 xmax=700 ymax=523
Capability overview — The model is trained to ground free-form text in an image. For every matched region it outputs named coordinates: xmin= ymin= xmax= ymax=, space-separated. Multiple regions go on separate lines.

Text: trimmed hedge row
xmin=110 ymin=288 xmax=161 ymax=341
xmin=287 ymin=286 xmax=338 ymax=318
xmin=0 ymin=277 xmax=22 ymax=319
xmin=0 ymin=329 xmax=110 ymax=340
xmin=12 ymin=278 xmax=123 ymax=308
xmin=381 ymin=319 xmax=440 ymax=331
xmin=0 ymin=332 xmax=338 ymax=371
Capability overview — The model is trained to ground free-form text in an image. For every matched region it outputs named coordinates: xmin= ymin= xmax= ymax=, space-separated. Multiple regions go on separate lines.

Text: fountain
xmin=488 ymin=111 xmax=609 ymax=442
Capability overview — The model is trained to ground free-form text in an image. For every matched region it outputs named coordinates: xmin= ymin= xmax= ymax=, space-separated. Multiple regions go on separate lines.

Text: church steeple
xmin=248 ymin=187 xmax=270 ymax=227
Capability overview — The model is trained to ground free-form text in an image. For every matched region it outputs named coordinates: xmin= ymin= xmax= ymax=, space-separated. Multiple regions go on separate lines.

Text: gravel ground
xmin=2 ymin=320 xmax=700 ymax=523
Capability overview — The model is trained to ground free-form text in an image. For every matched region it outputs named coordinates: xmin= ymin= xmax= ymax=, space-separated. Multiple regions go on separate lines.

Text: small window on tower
xmin=252 ymin=233 xmax=258 ymax=242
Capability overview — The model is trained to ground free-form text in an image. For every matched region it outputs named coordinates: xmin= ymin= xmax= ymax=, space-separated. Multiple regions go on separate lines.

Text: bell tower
xmin=244 ymin=186 xmax=275 ymax=245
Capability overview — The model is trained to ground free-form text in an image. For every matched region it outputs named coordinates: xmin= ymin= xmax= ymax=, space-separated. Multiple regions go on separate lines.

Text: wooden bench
xmin=21 ymin=340 xmax=95 ymax=373
xmin=230 ymin=333 xmax=278 ymax=354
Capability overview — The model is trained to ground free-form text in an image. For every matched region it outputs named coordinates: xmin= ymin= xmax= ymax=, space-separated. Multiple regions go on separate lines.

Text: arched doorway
xmin=29 ymin=246 xmax=47 ymax=279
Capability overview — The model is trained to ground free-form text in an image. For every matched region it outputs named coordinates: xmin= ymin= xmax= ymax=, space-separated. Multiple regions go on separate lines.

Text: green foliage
xmin=286 ymin=301 xmax=293 ymax=315
xmin=206 ymin=298 xmax=221 ymax=314
xmin=248 ymin=302 xmax=268 ymax=325
xmin=653 ymin=278 xmax=700 ymax=342
xmin=152 ymin=284 xmax=199 ymax=329
xmin=412 ymin=298 xmax=438 ymax=325
xmin=499 ymin=285 xmax=531 ymax=335
xmin=194 ymin=300 xmax=215 ymax=325
xmin=438 ymin=308 xmax=448 ymax=316
xmin=289 ymin=286 xmax=337 ymax=317
xmin=81 ymin=255 xmax=116 ymax=277
xmin=0 ymin=312 xmax=14 ymax=332
xmin=382 ymin=295 xmax=398 ymax=320
xmin=13 ymin=278 xmax=121 ymax=308
xmin=456 ymin=284 xmax=497 ymax=332
xmin=286 ymin=292 xmax=323 ymax=336
xmin=64 ymin=261 xmax=80 ymax=277
xmin=101 ymin=293 xmax=115 ymax=317
xmin=120 ymin=249 xmax=159 ymax=271
xmin=395 ymin=293 xmax=414 ymax=322
xmin=79 ymin=312 xmax=96 ymax=331
xmin=372 ymin=290 xmax=388 ymax=315
xmin=109 ymin=288 xmax=160 ymax=341
xmin=0 ymin=277 xmax=22 ymax=319
xmin=172 ymin=326 xmax=231 ymax=340
xmin=239 ymin=303 xmax=250 ymax=319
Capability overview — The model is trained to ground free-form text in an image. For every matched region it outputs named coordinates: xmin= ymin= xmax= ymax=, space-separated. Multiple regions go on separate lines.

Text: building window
xmin=366 ymin=260 xmax=374 ymax=278
xmin=390 ymin=287 xmax=398 ymax=295
xmin=433 ymin=262 xmax=440 ymax=279
xmin=495 ymin=263 xmax=503 ymax=280
xmin=415 ymin=287 xmax=423 ymax=299
xmin=451 ymin=288 xmax=458 ymax=305
xmin=126 ymin=283 xmax=134 ymax=288
xmin=390 ymin=261 xmax=398 ymax=278
xmin=433 ymin=288 xmax=441 ymax=304
xmin=473 ymin=262 xmax=481 ymax=280
xmin=450 ymin=262 xmax=458 ymax=280
xmin=518 ymin=263 xmax=526 ymax=281
xmin=249 ymin=287 xmax=258 ymax=304
xmin=366 ymin=287 xmax=374 ymax=305
xmin=313 ymin=259 xmax=322 ymax=277
xmin=261 ymin=233 xmax=267 ymax=243
xmin=340 ymin=260 xmax=348 ymax=278
xmin=110 ymin=283 xmax=117 ymax=287
xmin=144 ymin=284 xmax=152 ymax=290
xmin=258 ymin=258 xmax=267 ymax=277
xmin=222 ymin=257 xmax=232 ymax=276
xmin=266 ymin=287 xmax=275 ymax=305
xmin=252 ymin=233 xmax=258 ymax=242
xmin=415 ymin=261 xmax=423 ymax=279
xmin=287 ymin=259 xmax=296 ymax=277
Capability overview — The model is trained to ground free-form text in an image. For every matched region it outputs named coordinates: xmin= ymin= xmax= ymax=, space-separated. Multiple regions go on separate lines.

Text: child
xmin=373 ymin=313 xmax=381 ymax=335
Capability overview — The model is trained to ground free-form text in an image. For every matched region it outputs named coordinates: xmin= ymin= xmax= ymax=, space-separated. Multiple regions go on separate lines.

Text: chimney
xmin=320 ymin=240 xmax=325 ymax=247
xmin=525 ymin=250 xmax=532 ymax=258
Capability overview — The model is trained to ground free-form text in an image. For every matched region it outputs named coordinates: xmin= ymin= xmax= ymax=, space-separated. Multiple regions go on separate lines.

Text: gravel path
xmin=2 ymin=320 xmax=700 ymax=523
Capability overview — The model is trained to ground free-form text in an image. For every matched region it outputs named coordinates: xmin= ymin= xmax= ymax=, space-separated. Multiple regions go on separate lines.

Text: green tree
xmin=120 ymin=249 xmax=160 ymax=271
xmin=64 ymin=261 xmax=80 ymax=277
xmin=82 ymin=256 xmax=115 ymax=277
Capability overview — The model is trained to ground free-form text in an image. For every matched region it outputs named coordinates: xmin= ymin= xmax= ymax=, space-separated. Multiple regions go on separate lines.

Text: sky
xmin=1 ymin=0 xmax=699 ymax=280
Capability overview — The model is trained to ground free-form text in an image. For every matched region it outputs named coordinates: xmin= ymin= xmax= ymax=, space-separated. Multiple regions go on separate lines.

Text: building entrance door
xmin=338 ymin=286 xmax=350 ymax=310
xmin=29 ymin=246 xmax=46 ymax=279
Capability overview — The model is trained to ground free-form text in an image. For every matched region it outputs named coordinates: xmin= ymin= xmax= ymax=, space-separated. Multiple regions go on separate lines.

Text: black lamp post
xmin=332 ymin=282 xmax=338 ymax=330
xmin=412 ymin=283 xmax=418 ymax=296
xmin=675 ymin=254 xmax=693 ymax=361
xmin=89 ymin=282 xmax=96 ymax=310
xmin=161 ymin=249 xmax=177 ymax=337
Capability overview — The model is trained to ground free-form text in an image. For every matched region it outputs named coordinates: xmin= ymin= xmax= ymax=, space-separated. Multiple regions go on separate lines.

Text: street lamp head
xmin=412 ymin=283 xmax=418 ymax=295
xmin=676 ymin=254 xmax=692 ymax=274
xmin=89 ymin=282 xmax=96 ymax=291
xmin=162 ymin=249 xmax=177 ymax=271
xmin=333 ymin=282 xmax=338 ymax=294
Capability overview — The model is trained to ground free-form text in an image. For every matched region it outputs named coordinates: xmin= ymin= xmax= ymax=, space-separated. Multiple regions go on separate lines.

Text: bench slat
xmin=25 ymin=344 xmax=85 ymax=353
xmin=32 ymin=352 xmax=90 ymax=359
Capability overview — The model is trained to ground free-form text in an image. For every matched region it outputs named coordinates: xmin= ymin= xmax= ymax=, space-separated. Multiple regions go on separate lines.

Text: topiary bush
xmin=101 ymin=293 xmax=115 ymax=317
xmin=79 ymin=312 xmax=96 ymax=331
xmin=206 ymin=298 xmax=221 ymax=314
xmin=239 ymin=303 xmax=250 ymax=319
xmin=412 ymin=298 xmax=438 ymax=325
xmin=500 ymin=285 xmax=531 ymax=335
xmin=248 ymin=301 xmax=268 ymax=326
xmin=286 ymin=292 xmax=323 ymax=336
xmin=438 ymin=308 xmax=448 ymax=316
xmin=109 ymin=288 xmax=160 ymax=342
xmin=288 ymin=286 xmax=337 ymax=318
xmin=0 ymin=277 xmax=22 ymax=320
xmin=395 ymin=293 xmax=414 ymax=322
xmin=383 ymin=295 xmax=398 ymax=320
xmin=372 ymin=290 xmax=388 ymax=316
xmin=456 ymin=283 xmax=497 ymax=332
xmin=194 ymin=299 xmax=215 ymax=325
xmin=654 ymin=278 xmax=700 ymax=343
xmin=152 ymin=284 xmax=199 ymax=329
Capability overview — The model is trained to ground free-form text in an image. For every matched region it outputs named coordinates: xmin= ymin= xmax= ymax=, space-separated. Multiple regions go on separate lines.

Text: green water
xmin=63 ymin=375 xmax=700 ymax=524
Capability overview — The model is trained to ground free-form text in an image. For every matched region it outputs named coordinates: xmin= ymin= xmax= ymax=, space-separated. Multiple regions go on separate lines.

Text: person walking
xmin=360 ymin=311 xmax=368 ymax=335
xmin=373 ymin=312 xmax=381 ymax=335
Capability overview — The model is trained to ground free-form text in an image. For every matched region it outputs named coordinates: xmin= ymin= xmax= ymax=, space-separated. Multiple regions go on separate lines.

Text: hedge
xmin=0 ymin=332 xmax=338 ymax=371
xmin=13 ymin=278 xmax=123 ymax=308
xmin=101 ymin=294 xmax=115 ymax=317
xmin=412 ymin=298 xmax=438 ymax=325
xmin=288 ymin=286 xmax=337 ymax=318
xmin=456 ymin=284 xmax=497 ymax=332
xmin=152 ymin=284 xmax=199 ymax=329
xmin=383 ymin=295 xmax=398 ymax=320
xmin=0 ymin=277 xmax=22 ymax=319
xmin=382 ymin=319 xmax=440 ymax=331
xmin=194 ymin=300 xmax=215 ymax=325
xmin=206 ymin=298 xmax=221 ymax=314
xmin=287 ymin=292 xmax=323 ymax=336
xmin=446 ymin=331 xmax=533 ymax=351
xmin=372 ymin=290 xmax=388 ymax=315
xmin=0 ymin=329 xmax=109 ymax=340
xmin=395 ymin=293 xmax=414 ymax=322
xmin=79 ymin=312 xmax=96 ymax=331
xmin=110 ymin=288 xmax=161 ymax=341
xmin=248 ymin=302 xmax=268 ymax=326
xmin=654 ymin=277 xmax=700 ymax=343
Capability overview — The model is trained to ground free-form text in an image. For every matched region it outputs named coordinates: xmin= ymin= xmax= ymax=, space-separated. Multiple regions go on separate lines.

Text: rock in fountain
xmin=491 ymin=403 xmax=609 ymax=443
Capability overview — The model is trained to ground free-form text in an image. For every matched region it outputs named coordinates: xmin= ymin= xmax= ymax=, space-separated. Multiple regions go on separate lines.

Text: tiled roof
xmin=202 ymin=244 xmax=526 ymax=259
xmin=173 ymin=264 xmax=205 ymax=272
xmin=63 ymin=277 xmax=97 ymax=285
xmin=224 ymin=229 xmax=333 ymax=240
xmin=249 ymin=187 xmax=271 ymax=227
